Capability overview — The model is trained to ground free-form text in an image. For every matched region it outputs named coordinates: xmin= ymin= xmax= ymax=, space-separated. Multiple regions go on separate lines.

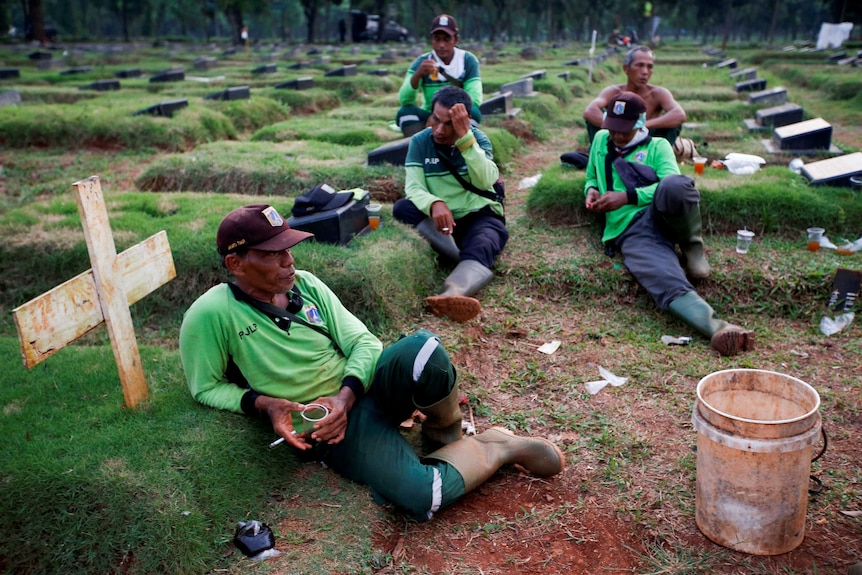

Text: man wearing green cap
xmin=179 ymin=204 xmax=564 ymax=521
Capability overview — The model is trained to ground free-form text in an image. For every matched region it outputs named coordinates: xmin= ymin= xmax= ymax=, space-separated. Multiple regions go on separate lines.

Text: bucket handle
xmin=809 ymin=425 xmax=828 ymax=495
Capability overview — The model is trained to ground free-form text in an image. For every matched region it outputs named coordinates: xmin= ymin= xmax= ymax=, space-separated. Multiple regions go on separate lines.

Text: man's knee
xmin=654 ymin=175 xmax=700 ymax=215
xmin=393 ymin=198 xmax=424 ymax=225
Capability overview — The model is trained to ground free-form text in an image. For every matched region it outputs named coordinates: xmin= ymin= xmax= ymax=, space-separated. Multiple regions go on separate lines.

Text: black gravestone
xmin=204 ymin=86 xmax=250 ymax=101
xmin=28 ymin=51 xmax=52 ymax=61
xmin=288 ymin=61 xmax=310 ymax=70
xmin=367 ymin=68 xmax=389 ymax=76
xmin=773 ymin=118 xmax=832 ymax=151
xmin=522 ymin=70 xmax=546 ymax=81
xmin=500 ymin=78 xmax=536 ymax=98
xmin=800 ymin=152 xmax=862 ymax=187
xmin=115 ymin=68 xmax=142 ymax=79
xmin=133 ymin=99 xmax=189 ymax=118
xmin=748 ymin=87 xmax=787 ymax=107
xmin=556 ymin=71 xmax=570 ymax=81
xmin=149 ymin=69 xmax=185 ymax=82
xmin=324 ymin=65 xmax=357 ymax=77
xmin=222 ymin=47 xmax=237 ymax=57
xmin=735 ymin=78 xmax=767 ymax=92
xmin=729 ymin=67 xmax=757 ymax=80
xmin=0 ymin=68 xmax=20 ymax=79
xmin=80 ymin=79 xmax=121 ymax=91
xmin=60 ymin=66 xmax=93 ymax=75
xmin=827 ymin=52 xmax=847 ymax=62
xmin=756 ymin=103 xmax=804 ymax=128
xmin=275 ymin=77 xmax=313 ymax=90
xmin=251 ymin=64 xmax=277 ymax=74
xmin=193 ymin=57 xmax=218 ymax=70
xmin=479 ymin=91 xmax=513 ymax=116
xmin=367 ymin=137 xmax=411 ymax=166
xmin=716 ymin=58 xmax=738 ymax=69
xmin=564 ymin=58 xmax=581 ymax=66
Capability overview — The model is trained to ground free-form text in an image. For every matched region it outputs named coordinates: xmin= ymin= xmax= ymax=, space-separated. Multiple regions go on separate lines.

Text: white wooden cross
xmin=12 ymin=176 xmax=176 ymax=408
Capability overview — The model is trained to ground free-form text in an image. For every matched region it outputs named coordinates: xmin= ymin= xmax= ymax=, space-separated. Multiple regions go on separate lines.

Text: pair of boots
xmin=417 ymin=384 xmax=565 ymax=493
xmin=416 ymin=219 xmax=493 ymax=323
xmin=662 ymin=204 xmax=710 ymax=280
xmin=669 ymin=292 xmax=755 ymax=356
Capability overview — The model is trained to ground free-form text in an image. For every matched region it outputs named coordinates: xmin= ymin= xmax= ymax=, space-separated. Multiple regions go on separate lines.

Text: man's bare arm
xmin=645 ymin=86 xmax=686 ymax=130
xmin=583 ymin=86 xmax=622 ymax=127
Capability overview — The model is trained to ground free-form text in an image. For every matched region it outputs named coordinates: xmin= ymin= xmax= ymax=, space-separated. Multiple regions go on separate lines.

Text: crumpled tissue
xmin=585 ymin=366 xmax=628 ymax=395
xmin=518 ymin=174 xmax=542 ymax=190
xmin=820 ymin=312 xmax=854 ymax=336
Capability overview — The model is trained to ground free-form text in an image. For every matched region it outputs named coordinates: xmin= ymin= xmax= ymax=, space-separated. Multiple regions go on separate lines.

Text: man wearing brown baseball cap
xmin=179 ymin=203 xmax=564 ymax=522
xmin=395 ymin=13 xmax=483 ymax=137
xmin=583 ymin=92 xmax=753 ymax=356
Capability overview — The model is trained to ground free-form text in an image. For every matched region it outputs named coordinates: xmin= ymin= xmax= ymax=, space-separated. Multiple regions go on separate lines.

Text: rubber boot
xmin=424 ymin=260 xmax=494 ymax=323
xmin=663 ymin=204 xmax=711 ymax=279
xmin=423 ymin=427 xmax=565 ymax=493
xmin=668 ymin=291 xmax=755 ymax=356
xmin=416 ymin=384 xmax=463 ymax=448
xmin=416 ymin=218 xmax=460 ymax=263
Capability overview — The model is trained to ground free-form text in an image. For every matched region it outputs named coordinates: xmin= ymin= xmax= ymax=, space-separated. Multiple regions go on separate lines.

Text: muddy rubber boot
xmin=663 ymin=204 xmax=711 ymax=279
xmin=416 ymin=218 xmax=460 ymax=263
xmin=668 ymin=291 xmax=755 ymax=356
xmin=424 ymin=260 xmax=493 ymax=322
xmin=416 ymin=384 xmax=463 ymax=448
xmin=423 ymin=427 xmax=565 ymax=492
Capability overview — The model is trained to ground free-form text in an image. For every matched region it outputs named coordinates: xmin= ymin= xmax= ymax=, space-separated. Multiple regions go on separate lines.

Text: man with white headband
xmin=583 ymin=92 xmax=754 ymax=356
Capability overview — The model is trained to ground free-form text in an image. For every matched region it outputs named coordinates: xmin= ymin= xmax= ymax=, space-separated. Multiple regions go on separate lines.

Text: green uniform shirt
xmin=404 ymin=128 xmax=502 ymax=219
xmin=179 ymin=271 xmax=382 ymax=414
xmin=398 ymin=49 xmax=483 ymax=114
xmin=584 ymin=129 xmax=680 ymax=242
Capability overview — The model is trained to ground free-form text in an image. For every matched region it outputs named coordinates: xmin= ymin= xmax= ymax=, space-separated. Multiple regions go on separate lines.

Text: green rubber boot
xmin=668 ymin=292 xmax=755 ymax=356
xmin=424 ymin=260 xmax=494 ymax=323
xmin=663 ymin=204 xmax=711 ymax=279
xmin=416 ymin=384 xmax=463 ymax=448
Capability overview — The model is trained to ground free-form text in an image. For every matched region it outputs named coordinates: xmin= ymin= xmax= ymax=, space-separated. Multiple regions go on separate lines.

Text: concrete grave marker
xmin=367 ymin=68 xmax=390 ymax=76
xmin=12 ymin=176 xmax=176 ymax=408
xmin=0 ymin=68 xmax=20 ymax=79
xmin=60 ymin=66 xmax=93 ymax=75
xmin=251 ymin=63 xmax=277 ymax=74
xmin=500 ymin=78 xmax=537 ymax=98
xmin=115 ymin=68 xmax=142 ymax=79
xmin=28 ymin=51 xmax=52 ymax=61
xmin=80 ymin=79 xmax=121 ymax=92
xmin=204 ymin=86 xmax=250 ymax=101
xmin=0 ymin=89 xmax=21 ymax=107
xmin=729 ymin=67 xmax=757 ymax=80
xmin=743 ymin=102 xmax=805 ymax=131
xmin=193 ymin=56 xmax=218 ymax=70
xmin=133 ymin=99 xmax=189 ymax=118
xmin=716 ymin=58 xmax=738 ymax=69
xmin=479 ymin=91 xmax=515 ymax=116
xmin=735 ymin=78 xmax=767 ymax=92
xmin=772 ymin=117 xmax=833 ymax=151
xmin=800 ymin=152 xmax=862 ymax=186
xmin=748 ymin=87 xmax=787 ymax=107
xmin=275 ymin=77 xmax=313 ymax=90
xmin=288 ymin=61 xmax=310 ymax=70
xmin=367 ymin=137 xmax=411 ymax=166
xmin=557 ymin=71 xmax=570 ymax=81
xmin=522 ymin=70 xmax=546 ymax=81
xmin=324 ymin=64 xmax=357 ymax=77
xmin=149 ymin=68 xmax=185 ymax=82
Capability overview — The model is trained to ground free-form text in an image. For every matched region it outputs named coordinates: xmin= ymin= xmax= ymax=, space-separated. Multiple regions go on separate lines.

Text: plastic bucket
xmin=692 ymin=369 xmax=821 ymax=555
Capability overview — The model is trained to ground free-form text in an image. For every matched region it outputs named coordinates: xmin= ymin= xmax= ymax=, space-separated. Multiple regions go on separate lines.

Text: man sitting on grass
xmin=179 ymin=204 xmax=564 ymax=522
xmin=583 ymin=91 xmax=754 ymax=356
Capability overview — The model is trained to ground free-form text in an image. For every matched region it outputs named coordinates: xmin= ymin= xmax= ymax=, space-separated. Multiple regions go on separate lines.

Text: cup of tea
xmin=806 ymin=227 xmax=824 ymax=252
xmin=366 ymin=203 xmax=382 ymax=230
xmin=693 ymin=157 xmax=707 ymax=176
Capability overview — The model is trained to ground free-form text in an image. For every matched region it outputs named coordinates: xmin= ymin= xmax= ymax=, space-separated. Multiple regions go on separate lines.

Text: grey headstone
xmin=0 ymin=69 xmax=20 ymax=79
xmin=204 ymin=86 xmax=250 ymax=101
xmin=80 ymin=79 xmax=121 ymax=91
xmin=275 ymin=77 xmax=314 ymax=90
xmin=367 ymin=137 xmax=411 ymax=166
xmin=716 ymin=58 xmax=738 ymax=69
xmin=756 ymin=103 xmax=804 ymax=128
xmin=800 ymin=152 xmax=862 ymax=186
xmin=313 ymin=56 xmax=331 ymax=65
xmin=133 ymin=99 xmax=189 ymax=118
xmin=837 ymin=57 xmax=859 ymax=66
xmin=735 ymin=78 xmax=767 ymax=92
xmin=500 ymin=78 xmax=537 ymax=98
xmin=773 ymin=118 xmax=832 ymax=151
xmin=149 ymin=69 xmax=185 ymax=82
xmin=729 ymin=67 xmax=757 ymax=80
xmin=193 ymin=56 xmax=218 ymax=70
xmin=479 ymin=91 xmax=513 ymax=116
xmin=60 ymin=66 xmax=93 ymax=75
xmin=702 ymin=46 xmax=725 ymax=57
xmin=251 ymin=64 xmax=277 ymax=74
xmin=115 ymin=68 xmax=142 ymax=79
xmin=0 ymin=90 xmax=22 ymax=107
xmin=748 ymin=87 xmax=787 ymax=107
xmin=324 ymin=65 xmax=357 ymax=77
xmin=522 ymin=70 xmax=546 ymax=81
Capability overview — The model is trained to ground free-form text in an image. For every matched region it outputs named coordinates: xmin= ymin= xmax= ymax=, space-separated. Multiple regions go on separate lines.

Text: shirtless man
xmin=583 ymin=46 xmax=686 ymax=145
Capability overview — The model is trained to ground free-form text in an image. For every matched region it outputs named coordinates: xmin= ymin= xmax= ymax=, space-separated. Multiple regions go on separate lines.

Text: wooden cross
xmin=11 ymin=176 xmax=176 ymax=408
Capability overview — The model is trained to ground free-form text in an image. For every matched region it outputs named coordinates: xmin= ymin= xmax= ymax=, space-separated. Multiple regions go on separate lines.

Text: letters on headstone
xmin=11 ymin=176 xmax=176 ymax=408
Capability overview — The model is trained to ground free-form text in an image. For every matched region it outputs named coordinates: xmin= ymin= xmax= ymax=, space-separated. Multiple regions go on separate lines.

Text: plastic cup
xmin=850 ymin=175 xmax=862 ymax=192
xmin=806 ymin=227 xmax=824 ymax=252
xmin=693 ymin=157 xmax=707 ymax=176
xmin=736 ymin=230 xmax=755 ymax=254
xmin=366 ymin=203 xmax=382 ymax=230
xmin=297 ymin=403 xmax=329 ymax=435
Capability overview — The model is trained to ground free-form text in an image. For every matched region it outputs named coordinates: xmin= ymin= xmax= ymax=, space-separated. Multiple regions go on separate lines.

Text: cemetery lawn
xmin=0 ymin=42 xmax=860 ymax=575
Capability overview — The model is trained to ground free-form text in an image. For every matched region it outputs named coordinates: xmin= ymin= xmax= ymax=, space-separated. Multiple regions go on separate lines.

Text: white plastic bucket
xmin=692 ymin=369 xmax=821 ymax=555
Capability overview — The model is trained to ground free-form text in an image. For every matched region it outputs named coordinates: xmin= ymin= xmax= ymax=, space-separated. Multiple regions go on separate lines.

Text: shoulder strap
xmin=438 ymin=68 xmax=464 ymax=88
xmin=226 ymin=282 xmax=342 ymax=355
xmin=433 ymin=142 xmax=501 ymax=202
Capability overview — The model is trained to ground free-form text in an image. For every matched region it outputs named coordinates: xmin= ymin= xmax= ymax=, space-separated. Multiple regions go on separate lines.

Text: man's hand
xmin=411 ymin=58 xmax=438 ymax=89
xmin=430 ymin=200 xmax=455 ymax=235
xmin=256 ymin=395 xmax=312 ymax=451
xmin=448 ymin=103 xmax=472 ymax=140
xmin=308 ymin=387 xmax=356 ymax=445
xmin=586 ymin=190 xmax=628 ymax=213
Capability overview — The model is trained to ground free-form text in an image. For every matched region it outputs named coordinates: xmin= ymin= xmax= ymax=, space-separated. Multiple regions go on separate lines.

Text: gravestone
xmin=522 ymin=70 xmax=546 ymax=81
xmin=204 ymin=86 xmax=250 ymax=101
xmin=564 ymin=58 xmax=581 ymax=66
xmin=193 ymin=56 xmax=218 ymax=70
xmin=827 ymin=52 xmax=847 ymax=62
xmin=367 ymin=68 xmax=389 ymax=76
xmin=0 ymin=90 xmax=22 ymax=107
xmin=251 ymin=63 xmax=277 ymax=74
xmin=702 ymin=46 xmax=725 ymax=57
xmin=133 ymin=99 xmax=189 ymax=118
xmin=28 ymin=51 xmax=52 ymax=61
xmin=800 ymin=152 xmax=862 ymax=187
xmin=756 ymin=103 xmax=804 ymax=128
xmin=735 ymin=78 xmax=767 ymax=92
xmin=836 ymin=56 xmax=859 ymax=66
xmin=716 ymin=58 xmax=738 ymax=69
xmin=149 ymin=68 xmax=185 ymax=82
xmin=748 ymin=87 xmax=787 ymax=107
xmin=313 ymin=56 xmax=331 ymax=65
xmin=500 ymin=77 xmax=537 ymax=98
xmin=11 ymin=176 xmax=175 ymax=408
xmin=288 ymin=61 xmax=310 ymax=69
xmin=367 ymin=137 xmax=411 ymax=166
xmin=557 ymin=71 xmax=570 ymax=81
xmin=60 ymin=66 xmax=93 ymax=75
xmin=773 ymin=118 xmax=832 ymax=151
xmin=324 ymin=64 xmax=356 ymax=77
xmin=275 ymin=77 xmax=313 ymax=90
xmin=222 ymin=47 xmax=237 ymax=57
xmin=115 ymin=68 xmax=142 ymax=78
xmin=80 ymin=79 xmax=121 ymax=91
xmin=479 ymin=91 xmax=515 ymax=116
xmin=729 ymin=67 xmax=757 ymax=80
xmin=0 ymin=68 xmax=20 ymax=79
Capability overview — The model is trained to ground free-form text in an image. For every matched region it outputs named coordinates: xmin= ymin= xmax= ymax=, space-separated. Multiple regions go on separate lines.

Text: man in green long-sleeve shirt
xmin=180 ymin=204 xmax=563 ymax=522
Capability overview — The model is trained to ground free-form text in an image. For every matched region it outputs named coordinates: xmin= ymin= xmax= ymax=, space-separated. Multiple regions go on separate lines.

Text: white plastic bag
xmin=724 ymin=153 xmax=766 ymax=175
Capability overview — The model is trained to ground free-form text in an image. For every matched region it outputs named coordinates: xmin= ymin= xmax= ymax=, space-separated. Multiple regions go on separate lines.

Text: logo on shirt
xmin=425 ymin=158 xmax=440 ymax=165
xmin=305 ymin=305 xmax=323 ymax=325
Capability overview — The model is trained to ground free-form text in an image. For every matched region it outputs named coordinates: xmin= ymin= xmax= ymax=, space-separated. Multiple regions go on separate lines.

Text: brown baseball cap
xmin=430 ymin=14 xmax=458 ymax=36
xmin=217 ymin=204 xmax=313 ymax=255
xmin=602 ymin=91 xmax=647 ymax=132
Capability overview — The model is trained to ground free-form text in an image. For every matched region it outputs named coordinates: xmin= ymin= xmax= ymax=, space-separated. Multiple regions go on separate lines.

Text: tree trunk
xmin=26 ymin=0 xmax=46 ymax=43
